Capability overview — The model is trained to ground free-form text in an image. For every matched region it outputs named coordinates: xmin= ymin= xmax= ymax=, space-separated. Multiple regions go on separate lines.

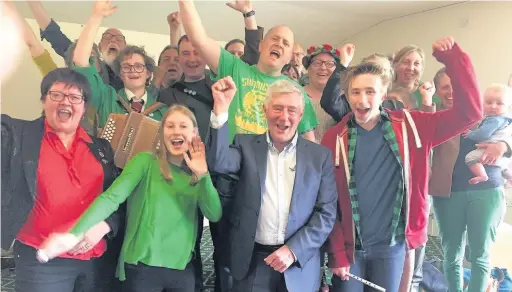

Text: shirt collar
xmin=44 ymin=119 xmax=92 ymax=144
xmin=125 ymin=88 xmax=148 ymax=104
xmin=265 ymin=131 xmax=298 ymax=153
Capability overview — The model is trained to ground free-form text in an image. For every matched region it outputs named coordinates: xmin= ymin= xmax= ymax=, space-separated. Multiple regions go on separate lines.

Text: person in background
xmin=1 ymin=68 xmax=121 ymax=292
xmin=40 ymin=105 xmax=222 ymax=292
xmin=178 ymin=0 xmax=318 ymax=143
xmin=392 ymin=45 xmax=441 ymax=108
xmin=323 ymin=37 xmax=483 ymax=292
xmin=26 ymin=0 xmax=125 ymax=91
xmin=429 ymin=71 xmax=512 ymax=292
xmin=463 ymin=84 xmax=512 ymax=185
xmin=225 ymin=39 xmax=245 ymax=58
xmin=153 ymin=45 xmax=183 ymax=92
xmin=281 ymin=63 xmax=300 ymax=82
xmin=72 ymin=1 xmax=168 ymax=129
xmin=208 ymin=77 xmax=337 ymax=292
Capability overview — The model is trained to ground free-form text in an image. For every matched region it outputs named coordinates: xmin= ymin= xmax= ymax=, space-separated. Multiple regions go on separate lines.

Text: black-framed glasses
xmin=311 ymin=60 xmax=336 ymax=69
xmin=121 ymin=63 xmax=146 ymax=73
xmin=48 ymin=91 xmax=84 ymax=104
xmin=102 ymin=33 xmax=126 ymax=42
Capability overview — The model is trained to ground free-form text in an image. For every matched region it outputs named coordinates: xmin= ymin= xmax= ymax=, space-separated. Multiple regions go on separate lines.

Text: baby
xmin=464 ymin=84 xmax=512 ymax=185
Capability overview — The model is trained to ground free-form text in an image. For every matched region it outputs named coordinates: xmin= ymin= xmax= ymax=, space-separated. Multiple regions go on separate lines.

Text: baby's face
xmin=483 ymin=88 xmax=510 ymax=116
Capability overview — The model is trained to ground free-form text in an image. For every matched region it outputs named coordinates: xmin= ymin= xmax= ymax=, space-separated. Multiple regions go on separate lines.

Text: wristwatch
xmin=243 ymin=10 xmax=255 ymax=18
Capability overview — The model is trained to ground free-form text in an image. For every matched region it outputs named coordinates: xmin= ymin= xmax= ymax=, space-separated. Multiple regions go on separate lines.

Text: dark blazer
xmin=1 ymin=115 xmax=120 ymax=250
xmin=207 ymin=123 xmax=338 ymax=292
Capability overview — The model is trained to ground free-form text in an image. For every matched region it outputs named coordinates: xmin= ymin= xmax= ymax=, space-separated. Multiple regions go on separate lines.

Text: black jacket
xmin=1 ymin=115 xmax=120 ymax=249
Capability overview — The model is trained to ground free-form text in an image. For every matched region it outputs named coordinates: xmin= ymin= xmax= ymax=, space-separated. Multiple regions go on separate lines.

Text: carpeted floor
xmin=1 ymin=228 xmax=444 ymax=292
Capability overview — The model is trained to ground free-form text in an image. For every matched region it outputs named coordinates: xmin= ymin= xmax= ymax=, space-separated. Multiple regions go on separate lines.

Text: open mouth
xmin=167 ymin=67 xmax=177 ymax=73
xmin=270 ymin=50 xmax=281 ymax=58
xmin=170 ymin=139 xmax=184 ymax=147
xmin=57 ymin=108 xmax=72 ymax=121
xmin=356 ymin=108 xmax=370 ymax=115
xmin=127 ymin=75 xmax=140 ymax=80
xmin=276 ymin=124 xmax=289 ymax=131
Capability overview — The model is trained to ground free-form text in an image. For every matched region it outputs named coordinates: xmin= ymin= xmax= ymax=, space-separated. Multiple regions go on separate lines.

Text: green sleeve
xmin=216 ymin=47 xmax=241 ymax=79
xmin=72 ymin=60 xmax=117 ymax=111
xmin=196 ymin=174 xmax=222 ymax=223
xmin=70 ymin=152 xmax=151 ymax=236
xmin=298 ymin=91 xmax=319 ymax=134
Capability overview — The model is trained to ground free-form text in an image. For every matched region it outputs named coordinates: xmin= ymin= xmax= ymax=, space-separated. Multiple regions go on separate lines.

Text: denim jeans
xmin=331 ymin=242 xmax=406 ymax=292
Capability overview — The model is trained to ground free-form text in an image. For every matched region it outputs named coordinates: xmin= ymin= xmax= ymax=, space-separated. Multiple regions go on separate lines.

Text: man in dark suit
xmin=1 ymin=68 xmax=122 ymax=292
xmin=207 ymin=76 xmax=337 ymax=292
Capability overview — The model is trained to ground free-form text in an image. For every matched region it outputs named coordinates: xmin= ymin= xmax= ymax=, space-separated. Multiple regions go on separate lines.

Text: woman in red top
xmin=1 ymin=68 xmax=121 ymax=292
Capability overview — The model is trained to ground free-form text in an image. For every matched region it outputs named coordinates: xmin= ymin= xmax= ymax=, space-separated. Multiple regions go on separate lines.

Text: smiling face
xmin=307 ymin=53 xmax=336 ymax=87
xmin=179 ymin=39 xmax=206 ymax=80
xmin=119 ymin=53 xmax=151 ymax=91
xmin=263 ymin=91 xmax=304 ymax=147
xmin=162 ymin=109 xmax=198 ymax=157
xmin=259 ymin=26 xmax=294 ymax=72
xmin=395 ymin=51 xmax=423 ymax=87
xmin=159 ymin=48 xmax=182 ymax=81
xmin=42 ymin=82 xmax=86 ymax=134
xmin=347 ymin=74 xmax=386 ymax=129
xmin=435 ymin=73 xmax=453 ymax=109
xmin=99 ymin=28 xmax=126 ymax=66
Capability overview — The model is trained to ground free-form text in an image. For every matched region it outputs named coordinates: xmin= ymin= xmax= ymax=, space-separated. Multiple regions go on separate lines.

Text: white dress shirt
xmin=210 ymin=112 xmax=297 ymax=245
xmin=125 ymin=88 xmax=148 ymax=111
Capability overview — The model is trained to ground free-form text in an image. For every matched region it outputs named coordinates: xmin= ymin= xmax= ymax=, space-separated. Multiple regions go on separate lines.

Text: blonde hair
xmin=342 ymin=63 xmax=393 ymax=94
xmin=393 ymin=45 xmax=425 ymax=87
xmin=154 ymin=105 xmax=199 ymax=183
xmin=264 ymin=79 xmax=304 ymax=109
xmin=485 ymin=83 xmax=512 ymax=105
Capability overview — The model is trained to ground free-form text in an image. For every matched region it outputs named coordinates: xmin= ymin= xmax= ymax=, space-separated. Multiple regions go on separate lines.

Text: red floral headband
xmin=306 ymin=44 xmax=341 ymax=58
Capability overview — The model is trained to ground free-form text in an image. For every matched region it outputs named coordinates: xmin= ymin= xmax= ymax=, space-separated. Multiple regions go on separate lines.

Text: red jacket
xmin=321 ymin=43 xmax=482 ymax=268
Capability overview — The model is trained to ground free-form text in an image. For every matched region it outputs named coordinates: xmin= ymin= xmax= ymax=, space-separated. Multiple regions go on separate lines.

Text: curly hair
xmin=111 ymin=45 xmax=156 ymax=76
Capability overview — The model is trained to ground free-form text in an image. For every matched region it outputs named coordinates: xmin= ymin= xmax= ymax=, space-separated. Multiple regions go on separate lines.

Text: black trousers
xmin=123 ymin=262 xmax=195 ymax=292
xmin=232 ymin=244 xmax=288 ymax=292
xmin=14 ymin=241 xmax=115 ymax=292
xmin=193 ymin=210 xmax=204 ymax=292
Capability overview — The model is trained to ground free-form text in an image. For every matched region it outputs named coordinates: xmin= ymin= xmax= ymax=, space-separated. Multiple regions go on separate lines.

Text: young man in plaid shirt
xmin=321 ymin=37 xmax=483 ymax=292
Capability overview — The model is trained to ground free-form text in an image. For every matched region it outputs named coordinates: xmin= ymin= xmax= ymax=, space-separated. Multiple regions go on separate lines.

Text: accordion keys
xmin=100 ymin=112 xmax=161 ymax=168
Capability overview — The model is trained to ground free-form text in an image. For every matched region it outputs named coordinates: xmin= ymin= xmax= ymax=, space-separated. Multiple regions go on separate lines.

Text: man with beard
xmin=178 ymin=0 xmax=318 ymax=143
xmin=98 ymin=28 xmax=127 ymax=91
xmin=158 ymin=35 xmax=235 ymax=292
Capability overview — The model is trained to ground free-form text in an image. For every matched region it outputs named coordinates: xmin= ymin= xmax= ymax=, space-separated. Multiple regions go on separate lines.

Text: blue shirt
xmin=353 ymin=121 xmax=402 ymax=247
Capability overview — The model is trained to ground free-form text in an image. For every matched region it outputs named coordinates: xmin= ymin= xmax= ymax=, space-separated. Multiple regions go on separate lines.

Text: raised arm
xmin=74 ymin=1 xmax=116 ymax=67
xmin=179 ymin=0 xmax=221 ymax=74
xmin=412 ymin=37 xmax=483 ymax=148
xmin=26 ymin=0 xmax=72 ymax=58
xmin=167 ymin=11 xmax=183 ymax=46
xmin=226 ymin=0 xmax=261 ymax=66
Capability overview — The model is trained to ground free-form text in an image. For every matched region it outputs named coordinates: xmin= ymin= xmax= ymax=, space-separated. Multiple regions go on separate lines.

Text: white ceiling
xmin=15 ymin=1 xmax=464 ymax=46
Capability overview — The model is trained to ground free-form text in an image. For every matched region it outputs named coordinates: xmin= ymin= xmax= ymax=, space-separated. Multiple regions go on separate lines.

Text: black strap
xmin=172 ymin=82 xmax=214 ymax=108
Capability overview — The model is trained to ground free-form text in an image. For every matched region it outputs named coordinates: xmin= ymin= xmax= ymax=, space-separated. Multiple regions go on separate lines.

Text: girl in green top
xmin=39 ymin=105 xmax=222 ymax=292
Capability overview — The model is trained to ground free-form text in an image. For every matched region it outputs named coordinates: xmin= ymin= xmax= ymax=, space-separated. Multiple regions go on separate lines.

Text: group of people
xmin=2 ymin=1 xmax=512 ymax=292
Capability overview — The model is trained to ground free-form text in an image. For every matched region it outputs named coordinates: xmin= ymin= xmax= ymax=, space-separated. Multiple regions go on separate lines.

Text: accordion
xmin=100 ymin=112 xmax=161 ymax=168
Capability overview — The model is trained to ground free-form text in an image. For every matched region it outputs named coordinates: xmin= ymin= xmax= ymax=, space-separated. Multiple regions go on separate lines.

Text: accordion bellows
xmin=100 ymin=112 xmax=161 ymax=168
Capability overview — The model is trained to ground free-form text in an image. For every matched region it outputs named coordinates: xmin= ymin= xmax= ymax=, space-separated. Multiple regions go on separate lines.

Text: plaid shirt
xmin=347 ymin=109 xmax=406 ymax=247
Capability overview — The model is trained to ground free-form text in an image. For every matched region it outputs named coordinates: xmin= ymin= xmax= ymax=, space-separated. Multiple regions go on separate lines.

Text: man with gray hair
xmin=207 ymin=76 xmax=337 ymax=292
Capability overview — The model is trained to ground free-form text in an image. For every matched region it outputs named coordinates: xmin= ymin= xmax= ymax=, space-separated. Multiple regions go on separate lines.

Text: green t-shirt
xmin=216 ymin=47 xmax=318 ymax=141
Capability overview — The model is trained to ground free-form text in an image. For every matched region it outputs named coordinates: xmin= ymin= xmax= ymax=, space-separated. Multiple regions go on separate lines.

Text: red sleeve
xmin=412 ymin=43 xmax=483 ymax=148
xmin=327 ymin=216 xmax=350 ymax=268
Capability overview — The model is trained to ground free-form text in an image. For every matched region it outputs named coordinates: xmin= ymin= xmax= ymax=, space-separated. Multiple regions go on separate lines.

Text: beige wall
xmin=342 ymin=1 xmax=512 ymax=90
xmin=1 ymin=18 xmax=226 ymax=120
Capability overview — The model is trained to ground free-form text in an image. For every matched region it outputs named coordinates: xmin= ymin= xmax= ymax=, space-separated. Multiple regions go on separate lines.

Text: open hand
xmin=167 ymin=11 xmax=181 ymax=29
xmin=92 ymin=0 xmax=117 ymax=17
xmin=183 ymin=136 xmax=208 ymax=178
xmin=432 ymin=36 xmax=455 ymax=53
xmin=340 ymin=43 xmax=355 ymax=67
xmin=226 ymin=0 xmax=253 ymax=14
xmin=212 ymin=76 xmax=237 ymax=115
xmin=69 ymin=221 xmax=110 ymax=255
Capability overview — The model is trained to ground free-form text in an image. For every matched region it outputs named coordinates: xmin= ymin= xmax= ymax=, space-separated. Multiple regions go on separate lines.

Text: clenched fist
xmin=432 ymin=37 xmax=455 ymax=53
xmin=212 ymin=76 xmax=237 ymax=115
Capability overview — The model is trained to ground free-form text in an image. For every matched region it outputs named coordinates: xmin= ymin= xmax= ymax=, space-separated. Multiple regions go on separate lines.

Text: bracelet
xmin=243 ymin=10 xmax=255 ymax=18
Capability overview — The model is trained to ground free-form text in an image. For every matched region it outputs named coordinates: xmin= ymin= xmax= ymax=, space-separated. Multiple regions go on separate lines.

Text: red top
xmin=17 ymin=120 xmax=107 ymax=260
xmin=321 ymin=43 xmax=483 ymax=268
